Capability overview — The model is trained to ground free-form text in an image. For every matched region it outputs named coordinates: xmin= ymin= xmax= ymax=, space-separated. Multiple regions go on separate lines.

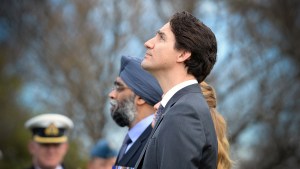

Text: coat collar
xmin=152 ymin=84 xmax=201 ymax=135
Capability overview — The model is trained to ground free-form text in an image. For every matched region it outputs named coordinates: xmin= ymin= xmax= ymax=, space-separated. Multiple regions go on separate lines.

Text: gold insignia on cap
xmin=44 ymin=123 xmax=59 ymax=136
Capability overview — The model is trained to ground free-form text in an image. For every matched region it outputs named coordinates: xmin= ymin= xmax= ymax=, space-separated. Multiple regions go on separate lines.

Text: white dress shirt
xmin=160 ymin=79 xmax=198 ymax=107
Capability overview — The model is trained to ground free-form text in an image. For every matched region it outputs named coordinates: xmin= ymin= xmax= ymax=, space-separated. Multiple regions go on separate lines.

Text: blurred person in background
xmin=88 ymin=139 xmax=117 ymax=169
xmin=25 ymin=113 xmax=73 ymax=169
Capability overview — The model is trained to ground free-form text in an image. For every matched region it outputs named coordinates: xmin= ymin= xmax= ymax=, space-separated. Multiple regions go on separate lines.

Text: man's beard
xmin=110 ymin=95 xmax=137 ymax=127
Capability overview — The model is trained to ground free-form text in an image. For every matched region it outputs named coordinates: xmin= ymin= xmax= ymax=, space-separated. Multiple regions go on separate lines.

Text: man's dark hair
xmin=169 ymin=11 xmax=217 ymax=82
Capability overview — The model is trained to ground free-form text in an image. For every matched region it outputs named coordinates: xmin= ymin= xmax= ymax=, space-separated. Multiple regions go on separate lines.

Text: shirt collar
xmin=128 ymin=114 xmax=153 ymax=143
xmin=160 ymin=79 xmax=198 ymax=107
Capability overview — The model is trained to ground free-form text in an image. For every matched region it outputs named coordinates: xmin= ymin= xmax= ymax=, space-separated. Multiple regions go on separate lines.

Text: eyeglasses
xmin=112 ymin=84 xmax=131 ymax=92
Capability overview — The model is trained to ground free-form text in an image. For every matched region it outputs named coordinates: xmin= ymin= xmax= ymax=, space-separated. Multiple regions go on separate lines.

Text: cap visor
xmin=33 ymin=135 xmax=68 ymax=143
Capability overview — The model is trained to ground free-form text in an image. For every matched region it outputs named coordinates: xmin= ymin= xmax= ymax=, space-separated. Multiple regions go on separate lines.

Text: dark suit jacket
xmin=135 ymin=84 xmax=218 ymax=169
xmin=116 ymin=124 xmax=152 ymax=168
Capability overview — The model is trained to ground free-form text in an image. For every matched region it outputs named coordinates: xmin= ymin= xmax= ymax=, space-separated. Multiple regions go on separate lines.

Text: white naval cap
xmin=25 ymin=114 xmax=74 ymax=143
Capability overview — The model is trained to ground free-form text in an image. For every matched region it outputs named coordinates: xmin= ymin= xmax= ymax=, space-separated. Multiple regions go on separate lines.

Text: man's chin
xmin=141 ymin=60 xmax=154 ymax=73
xmin=114 ymin=120 xmax=128 ymax=127
xmin=141 ymin=59 xmax=148 ymax=68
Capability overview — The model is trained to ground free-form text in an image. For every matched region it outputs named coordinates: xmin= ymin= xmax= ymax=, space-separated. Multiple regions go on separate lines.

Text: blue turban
xmin=90 ymin=139 xmax=117 ymax=159
xmin=119 ymin=55 xmax=163 ymax=106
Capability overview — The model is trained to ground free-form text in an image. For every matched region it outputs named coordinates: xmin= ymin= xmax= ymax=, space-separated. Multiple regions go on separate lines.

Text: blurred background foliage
xmin=0 ymin=0 xmax=299 ymax=168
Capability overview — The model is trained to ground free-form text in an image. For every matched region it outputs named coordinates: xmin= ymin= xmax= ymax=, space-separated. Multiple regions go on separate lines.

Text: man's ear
xmin=135 ymin=95 xmax=146 ymax=105
xmin=177 ymin=50 xmax=191 ymax=63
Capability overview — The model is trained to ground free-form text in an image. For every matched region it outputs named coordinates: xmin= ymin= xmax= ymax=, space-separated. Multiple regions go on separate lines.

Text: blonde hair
xmin=200 ymin=82 xmax=232 ymax=169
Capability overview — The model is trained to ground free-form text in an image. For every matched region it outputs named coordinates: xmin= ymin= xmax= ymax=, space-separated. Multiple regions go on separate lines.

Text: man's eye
xmin=112 ymin=84 xmax=129 ymax=92
xmin=158 ymin=34 xmax=165 ymax=40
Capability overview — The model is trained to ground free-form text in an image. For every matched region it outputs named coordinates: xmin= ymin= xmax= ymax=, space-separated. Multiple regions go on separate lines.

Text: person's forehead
xmin=159 ymin=22 xmax=175 ymax=39
xmin=161 ymin=22 xmax=171 ymax=32
xmin=115 ymin=77 xmax=127 ymax=86
xmin=160 ymin=22 xmax=170 ymax=30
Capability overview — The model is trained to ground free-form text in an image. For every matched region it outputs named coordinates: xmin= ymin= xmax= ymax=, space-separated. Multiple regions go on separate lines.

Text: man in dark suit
xmin=108 ymin=55 xmax=162 ymax=168
xmin=135 ymin=11 xmax=218 ymax=169
xmin=25 ymin=113 xmax=73 ymax=169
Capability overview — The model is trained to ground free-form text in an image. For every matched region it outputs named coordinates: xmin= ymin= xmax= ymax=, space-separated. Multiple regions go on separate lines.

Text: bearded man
xmin=108 ymin=55 xmax=162 ymax=168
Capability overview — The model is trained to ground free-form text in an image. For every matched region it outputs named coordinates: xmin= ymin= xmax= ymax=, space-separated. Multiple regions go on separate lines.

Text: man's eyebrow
xmin=157 ymin=30 xmax=166 ymax=39
xmin=114 ymin=81 xmax=122 ymax=86
xmin=114 ymin=81 xmax=125 ymax=87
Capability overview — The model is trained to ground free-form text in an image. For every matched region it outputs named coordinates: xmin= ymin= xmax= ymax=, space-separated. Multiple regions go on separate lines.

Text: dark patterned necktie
xmin=154 ymin=105 xmax=164 ymax=125
xmin=118 ymin=134 xmax=132 ymax=162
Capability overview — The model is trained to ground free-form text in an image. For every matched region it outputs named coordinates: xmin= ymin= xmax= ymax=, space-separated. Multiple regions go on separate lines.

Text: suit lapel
xmin=152 ymin=84 xmax=200 ymax=135
xmin=166 ymin=83 xmax=201 ymax=108
xmin=135 ymin=84 xmax=201 ymax=168
xmin=119 ymin=125 xmax=152 ymax=165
